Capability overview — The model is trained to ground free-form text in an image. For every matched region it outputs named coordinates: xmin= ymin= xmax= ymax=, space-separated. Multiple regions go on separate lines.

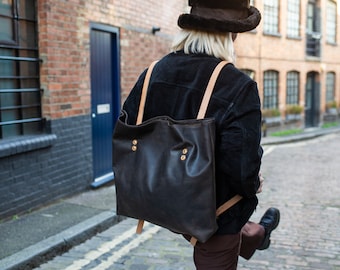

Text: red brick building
xmin=0 ymin=0 xmax=339 ymax=219
xmin=0 ymin=0 xmax=186 ymax=219
xmin=236 ymin=0 xmax=340 ymax=130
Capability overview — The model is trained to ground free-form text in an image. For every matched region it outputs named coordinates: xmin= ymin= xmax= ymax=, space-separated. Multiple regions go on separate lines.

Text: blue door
xmin=90 ymin=23 xmax=120 ymax=187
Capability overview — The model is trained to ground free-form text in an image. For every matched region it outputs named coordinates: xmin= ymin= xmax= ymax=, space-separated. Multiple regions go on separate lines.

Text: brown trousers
xmin=187 ymin=221 xmax=265 ymax=270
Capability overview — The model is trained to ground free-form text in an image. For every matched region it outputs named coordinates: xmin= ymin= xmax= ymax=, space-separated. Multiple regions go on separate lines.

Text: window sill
xmin=326 ymin=41 xmax=337 ymax=47
xmin=286 ymin=35 xmax=302 ymax=41
xmin=305 ymin=56 xmax=321 ymax=62
xmin=263 ymin=32 xmax=282 ymax=38
xmin=0 ymin=134 xmax=57 ymax=158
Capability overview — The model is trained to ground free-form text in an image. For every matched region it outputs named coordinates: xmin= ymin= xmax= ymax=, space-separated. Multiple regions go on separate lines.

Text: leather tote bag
xmin=113 ymin=61 xmax=237 ymax=243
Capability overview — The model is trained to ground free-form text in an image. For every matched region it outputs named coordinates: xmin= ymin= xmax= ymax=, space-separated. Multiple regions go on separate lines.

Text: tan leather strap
xmin=190 ymin=237 xmax=198 ymax=246
xmin=136 ymin=219 xmax=144 ymax=234
xmin=136 ymin=61 xmax=158 ymax=125
xmin=137 ymin=60 xmax=228 ymax=124
xmin=189 ymin=195 xmax=243 ymax=246
xmin=197 ymin=61 xmax=229 ymax=119
xmin=136 ymin=60 xmax=158 ymax=233
xmin=216 ymin=194 xmax=243 ymax=217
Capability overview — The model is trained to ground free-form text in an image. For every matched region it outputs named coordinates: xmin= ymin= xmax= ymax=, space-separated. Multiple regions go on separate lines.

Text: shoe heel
xmin=258 ymin=237 xmax=270 ymax=250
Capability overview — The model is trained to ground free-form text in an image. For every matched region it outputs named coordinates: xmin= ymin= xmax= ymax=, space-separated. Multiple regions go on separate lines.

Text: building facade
xmin=0 ymin=0 xmax=186 ymax=220
xmin=0 ymin=0 xmax=339 ymax=219
xmin=236 ymin=0 xmax=340 ymax=130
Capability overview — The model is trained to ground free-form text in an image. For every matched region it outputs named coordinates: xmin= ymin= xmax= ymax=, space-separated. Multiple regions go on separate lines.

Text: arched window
xmin=263 ymin=71 xmax=279 ymax=109
xmin=326 ymin=72 xmax=336 ymax=103
xmin=286 ymin=71 xmax=300 ymax=105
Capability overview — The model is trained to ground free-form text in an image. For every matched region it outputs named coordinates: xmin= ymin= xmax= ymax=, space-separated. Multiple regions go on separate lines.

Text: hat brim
xmin=178 ymin=6 xmax=261 ymax=33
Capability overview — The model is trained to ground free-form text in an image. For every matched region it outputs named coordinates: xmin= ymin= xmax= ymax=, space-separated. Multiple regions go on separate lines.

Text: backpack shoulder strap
xmin=136 ymin=60 xmax=229 ymax=124
xmin=197 ymin=61 xmax=229 ymax=119
xmin=136 ymin=61 xmax=158 ymax=125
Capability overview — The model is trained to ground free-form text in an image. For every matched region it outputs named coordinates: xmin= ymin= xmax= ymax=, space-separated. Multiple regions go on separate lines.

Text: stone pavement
xmin=0 ymin=184 xmax=120 ymax=270
xmin=35 ymin=219 xmax=195 ymax=270
xmin=1 ymin=126 xmax=340 ymax=270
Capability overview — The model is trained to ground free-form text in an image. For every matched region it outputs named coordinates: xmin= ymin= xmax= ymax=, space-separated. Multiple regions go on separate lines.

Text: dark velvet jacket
xmin=123 ymin=51 xmax=263 ymax=235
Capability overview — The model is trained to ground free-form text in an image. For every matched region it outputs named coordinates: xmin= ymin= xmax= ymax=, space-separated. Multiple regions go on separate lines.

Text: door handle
xmin=92 ymin=113 xmax=96 ymax=118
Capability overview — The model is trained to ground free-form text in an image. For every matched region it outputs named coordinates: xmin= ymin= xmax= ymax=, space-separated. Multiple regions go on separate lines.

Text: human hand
xmin=257 ymin=172 xmax=264 ymax=193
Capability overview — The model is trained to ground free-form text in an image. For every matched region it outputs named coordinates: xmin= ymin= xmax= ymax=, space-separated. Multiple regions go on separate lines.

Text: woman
xmin=123 ymin=0 xmax=279 ymax=269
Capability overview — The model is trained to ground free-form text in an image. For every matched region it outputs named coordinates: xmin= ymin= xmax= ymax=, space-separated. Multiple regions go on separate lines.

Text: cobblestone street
xmin=36 ymin=133 xmax=340 ymax=270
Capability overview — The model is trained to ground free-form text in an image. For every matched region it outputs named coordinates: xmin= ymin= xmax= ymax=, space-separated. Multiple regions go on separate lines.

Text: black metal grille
xmin=0 ymin=0 xmax=42 ymax=139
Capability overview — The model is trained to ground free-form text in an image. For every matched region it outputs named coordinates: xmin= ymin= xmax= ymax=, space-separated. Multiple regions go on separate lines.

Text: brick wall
xmin=38 ymin=0 xmax=91 ymax=120
xmin=0 ymin=0 xmax=186 ymax=220
xmin=0 ymin=115 xmax=92 ymax=219
xmin=38 ymin=0 xmax=186 ymax=119
xmin=119 ymin=28 xmax=173 ymax=102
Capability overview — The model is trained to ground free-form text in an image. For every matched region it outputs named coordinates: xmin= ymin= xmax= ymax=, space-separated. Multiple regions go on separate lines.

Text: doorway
xmin=90 ymin=23 xmax=120 ymax=187
xmin=305 ymin=72 xmax=320 ymax=128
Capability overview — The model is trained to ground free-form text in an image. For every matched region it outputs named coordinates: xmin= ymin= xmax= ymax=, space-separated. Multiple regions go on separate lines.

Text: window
xmin=326 ymin=72 xmax=335 ymax=103
xmin=286 ymin=72 xmax=300 ymax=105
xmin=263 ymin=0 xmax=279 ymax=34
xmin=0 ymin=0 xmax=41 ymax=139
xmin=263 ymin=71 xmax=279 ymax=109
xmin=306 ymin=1 xmax=317 ymax=33
xmin=287 ymin=0 xmax=301 ymax=38
xmin=326 ymin=0 xmax=337 ymax=44
xmin=306 ymin=0 xmax=321 ymax=57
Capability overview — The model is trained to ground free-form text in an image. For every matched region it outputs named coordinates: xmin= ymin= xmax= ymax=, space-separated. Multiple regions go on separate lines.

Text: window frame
xmin=306 ymin=0 xmax=321 ymax=57
xmin=286 ymin=71 xmax=300 ymax=105
xmin=263 ymin=0 xmax=280 ymax=35
xmin=263 ymin=70 xmax=279 ymax=110
xmin=326 ymin=72 xmax=336 ymax=103
xmin=287 ymin=0 xmax=301 ymax=38
xmin=326 ymin=0 xmax=337 ymax=44
xmin=0 ymin=0 xmax=42 ymax=140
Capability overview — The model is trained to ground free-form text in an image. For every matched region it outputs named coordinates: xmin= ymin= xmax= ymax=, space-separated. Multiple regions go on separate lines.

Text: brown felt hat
xmin=178 ymin=0 xmax=261 ymax=33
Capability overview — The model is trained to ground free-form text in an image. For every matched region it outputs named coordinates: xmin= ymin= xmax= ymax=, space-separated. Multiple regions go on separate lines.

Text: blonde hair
xmin=171 ymin=30 xmax=236 ymax=62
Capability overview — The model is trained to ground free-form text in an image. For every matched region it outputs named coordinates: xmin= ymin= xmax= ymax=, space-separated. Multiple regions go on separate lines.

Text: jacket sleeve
xmin=218 ymin=80 xmax=263 ymax=198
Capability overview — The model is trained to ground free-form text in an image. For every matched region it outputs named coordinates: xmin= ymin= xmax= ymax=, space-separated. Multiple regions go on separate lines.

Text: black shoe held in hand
xmin=258 ymin=208 xmax=280 ymax=250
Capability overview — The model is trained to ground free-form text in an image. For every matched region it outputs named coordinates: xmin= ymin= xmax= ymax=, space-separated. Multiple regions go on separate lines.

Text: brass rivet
xmin=132 ymin=146 xmax=137 ymax=152
xmin=182 ymin=148 xmax=188 ymax=155
xmin=132 ymin=140 xmax=138 ymax=145
xmin=181 ymin=155 xmax=186 ymax=161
